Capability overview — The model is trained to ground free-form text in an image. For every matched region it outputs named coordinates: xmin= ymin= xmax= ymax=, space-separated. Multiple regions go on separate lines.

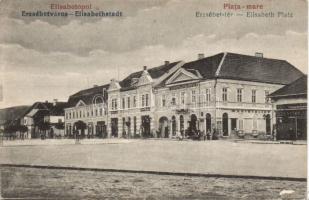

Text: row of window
xmin=223 ymin=88 xmax=270 ymax=103
xmin=66 ymin=108 xmax=106 ymax=120
xmin=160 ymin=88 xmax=268 ymax=107
xmin=111 ymin=94 xmax=150 ymax=110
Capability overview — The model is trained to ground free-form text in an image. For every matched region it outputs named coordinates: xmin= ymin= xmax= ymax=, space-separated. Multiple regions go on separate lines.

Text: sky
xmin=0 ymin=0 xmax=307 ymax=108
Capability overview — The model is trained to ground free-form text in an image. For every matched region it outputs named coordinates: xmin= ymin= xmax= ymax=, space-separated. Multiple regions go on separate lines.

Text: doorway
xmin=141 ymin=115 xmax=151 ymax=138
xmin=206 ymin=113 xmax=211 ymax=132
xmin=111 ymin=118 xmax=118 ymax=137
xmin=222 ymin=113 xmax=228 ymax=136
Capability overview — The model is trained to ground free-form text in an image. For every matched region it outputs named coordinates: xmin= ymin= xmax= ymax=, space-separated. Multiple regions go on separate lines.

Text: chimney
xmin=198 ymin=53 xmax=204 ymax=60
xmin=164 ymin=61 xmax=170 ymax=66
xmin=143 ymin=66 xmax=147 ymax=71
xmin=53 ymin=99 xmax=58 ymax=106
xmin=255 ymin=52 xmax=263 ymax=58
xmin=93 ymin=84 xmax=98 ymax=87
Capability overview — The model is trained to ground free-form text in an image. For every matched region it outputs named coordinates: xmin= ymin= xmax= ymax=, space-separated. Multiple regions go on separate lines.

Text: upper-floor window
xmin=99 ymin=108 xmax=103 ymax=116
xmin=265 ymin=90 xmax=270 ymax=103
xmin=87 ymin=111 xmax=89 ymax=117
xmin=206 ymin=88 xmax=211 ymax=102
xmin=191 ymin=90 xmax=196 ymax=103
xmin=80 ymin=111 xmax=82 ymax=118
xmin=95 ymin=109 xmax=98 ymax=116
xmin=133 ymin=96 xmax=137 ymax=107
xmin=65 ymin=113 xmax=68 ymax=119
xmin=180 ymin=92 xmax=185 ymax=105
xmin=127 ymin=97 xmax=130 ymax=109
xmin=122 ymin=98 xmax=125 ymax=109
xmin=91 ymin=110 xmax=93 ymax=116
xmin=237 ymin=88 xmax=242 ymax=102
xmin=142 ymin=94 xmax=149 ymax=107
xmin=112 ymin=98 xmax=118 ymax=110
xmin=73 ymin=112 xmax=75 ymax=119
xmin=69 ymin=112 xmax=71 ymax=119
xmin=162 ymin=95 xmax=166 ymax=107
xmin=222 ymin=88 xmax=228 ymax=102
xmin=145 ymin=94 xmax=149 ymax=107
xmin=252 ymin=90 xmax=256 ymax=103
xmin=171 ymin=93 xmax=176 ymax=105
xmin=142 ymin=95 xmax=145 ymax=107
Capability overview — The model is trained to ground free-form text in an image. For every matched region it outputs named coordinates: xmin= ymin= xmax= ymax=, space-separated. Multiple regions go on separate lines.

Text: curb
xmin=0 ymin=164 xmax=306 ymax=182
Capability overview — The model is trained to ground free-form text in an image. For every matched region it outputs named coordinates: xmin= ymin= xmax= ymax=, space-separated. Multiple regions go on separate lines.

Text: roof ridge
xmin=215 ymin=52 xmax=227 ymax=77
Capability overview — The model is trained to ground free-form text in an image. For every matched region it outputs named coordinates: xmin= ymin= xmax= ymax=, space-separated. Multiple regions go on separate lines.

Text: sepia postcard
xmin=0 ymin=0 xmax=307 ymax=199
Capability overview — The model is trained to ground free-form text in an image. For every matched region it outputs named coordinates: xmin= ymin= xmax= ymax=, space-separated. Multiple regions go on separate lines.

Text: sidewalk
xmin=1 ymin=138 xmax=133 ymax=146
xmin=1 ymin=138 xmax=307 ymax=147
xmin=233 ymin=139 xmax=307 ymax=145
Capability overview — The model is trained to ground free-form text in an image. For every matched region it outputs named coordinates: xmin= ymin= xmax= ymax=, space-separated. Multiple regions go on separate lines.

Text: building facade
xmin=269 ymin=75 xmax=307 ymax=140
xmin=64 ymin=52 xmax=304 ymax=139
xmin=64 ymin=85 xmax=109 ymax=138
xmin=22 ymin=100 xmax=67 ymax=138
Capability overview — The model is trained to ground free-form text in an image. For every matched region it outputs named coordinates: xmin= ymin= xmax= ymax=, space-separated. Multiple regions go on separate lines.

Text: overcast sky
xmin=0 ymin=0 xmax=307 ymax=108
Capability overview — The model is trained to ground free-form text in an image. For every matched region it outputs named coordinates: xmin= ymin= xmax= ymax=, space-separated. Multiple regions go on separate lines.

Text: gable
xmin=172 ymin=73 xmax=194 ymax=82
xmin=76 ymin=100 xmax=86 ymax=107
xmin=138 ymin=71 xmax=153 ymax=86
xmin=166 ymin=68 xmax=200 ymax=85
xmin=108 ymin=80 xmax=121 ymax=91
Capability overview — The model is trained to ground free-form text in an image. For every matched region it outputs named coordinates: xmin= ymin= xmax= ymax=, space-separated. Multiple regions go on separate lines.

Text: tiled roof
xmin=269 ymin=75 xmax=307 ymax=98
xmin=119 ymin=61 xmax=181 ymax=91
xmin=49 ymin=102 xmax=68 ymax=115
xmin=23 ymin=101 xmax=68 ymax=117
xmin=182 ymin=53 xmax=224 ymax=79
xmin=166 ymin=52 xmax=303 ymax=85
xmin=67 ymin=84 xmax=109 ymax=107
xmin=217 ymin=53 xmax=303 ymax=84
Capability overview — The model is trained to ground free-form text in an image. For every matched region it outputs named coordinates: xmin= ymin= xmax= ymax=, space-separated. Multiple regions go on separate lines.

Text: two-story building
xmin=152 ymin=52 xmax=303 ymax=138
xmin=65 ymin=52 xmax=304 ymax=139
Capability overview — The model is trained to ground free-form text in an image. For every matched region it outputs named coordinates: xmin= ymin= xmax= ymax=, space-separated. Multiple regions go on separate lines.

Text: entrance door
xmin=265 ymin=114 xmax=271 ymax=135
xmin=188 ymin=114 xmax=197 ymax=137
xmin=206 ymin=113 xmax=211 ymax=132
xmin=111 ymin=118 xmax=118 ymax=137
xmin=179 ymin=115 xmax=184 ymax=136
xmin=172 ymin=116 xmax=176 ymax=136
xmin=231 ymin=118 xmax=237 ymax=132
xmin=141 ymin=115 xmax=151 ymax=138
xmin=222 ymin=113 xmax=228 ymax=136
xmin=159 ymin=117 xmax=169 ymax=138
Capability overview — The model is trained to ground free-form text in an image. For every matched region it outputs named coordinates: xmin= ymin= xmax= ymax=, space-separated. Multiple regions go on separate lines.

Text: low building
xmin=269 ymin=75 xmax=307 ymax=140
xmin=22 ymin=100 xmax=67 ymax=138
xmin=64 ymin=84 xmax=109 ymax=138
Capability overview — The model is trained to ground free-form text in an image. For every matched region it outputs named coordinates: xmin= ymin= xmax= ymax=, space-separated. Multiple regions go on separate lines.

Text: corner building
xmin=65 ymin=52 xmax=304 ymax=139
